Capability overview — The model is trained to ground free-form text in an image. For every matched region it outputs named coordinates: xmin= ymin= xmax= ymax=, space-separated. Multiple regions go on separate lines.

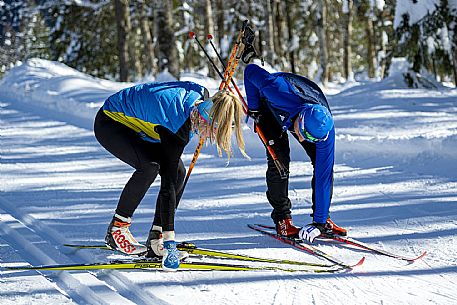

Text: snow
xmin=1 ymin=58 xmax=457 ymax=305
xmin=394 ymin=0 xmax=439 ymax=29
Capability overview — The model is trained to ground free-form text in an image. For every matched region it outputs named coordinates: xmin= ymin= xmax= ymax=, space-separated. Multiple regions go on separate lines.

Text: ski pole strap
xmin=240 ymin=25 xmax=263 ymax=64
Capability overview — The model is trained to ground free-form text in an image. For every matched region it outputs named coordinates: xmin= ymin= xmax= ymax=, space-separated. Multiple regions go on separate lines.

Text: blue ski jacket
xmin=244 ymin=64 xmax=334 ymax=224
xmin=102 ymin=81 xmax=207 ymax=143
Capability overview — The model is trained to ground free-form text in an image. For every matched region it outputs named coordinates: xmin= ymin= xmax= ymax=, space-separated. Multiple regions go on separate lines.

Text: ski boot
xmin=326 ymin=217 xmax=347 ymax=236
xmin=145 ymin=229 xmax=166 ymax=257
xmin=162 ymin=235 xmax=180 ymax=271
xmin=146 ymin=229 xmax=189 ymax=260
xmin=276 ymin=218 xmax=300 ymax=238
xmin=105 ymin=214 xmax=147 ymax=255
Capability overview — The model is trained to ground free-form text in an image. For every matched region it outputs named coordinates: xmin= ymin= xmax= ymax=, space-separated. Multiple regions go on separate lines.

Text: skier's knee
xmin=142 ymin=162 xmax=160 ymax=181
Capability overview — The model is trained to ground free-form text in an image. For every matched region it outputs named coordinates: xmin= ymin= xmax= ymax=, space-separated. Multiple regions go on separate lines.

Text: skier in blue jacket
xmin=244 ymin=64 xmax=346 ymax=243
xmin=94 ymin=81 xmax=247 ymax=270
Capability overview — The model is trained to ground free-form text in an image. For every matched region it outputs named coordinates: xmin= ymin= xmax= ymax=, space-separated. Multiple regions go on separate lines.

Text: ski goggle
xmin=298 ymin=112 xmax=329 ymax=143
xmin=303 ymin=129 xmax=328 ymax=143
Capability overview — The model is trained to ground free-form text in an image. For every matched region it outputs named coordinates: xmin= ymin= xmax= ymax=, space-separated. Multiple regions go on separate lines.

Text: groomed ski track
xmin=0 ymin=104 xmax=171 ymax=305
xmin=1 ymin=87 xmax=457 ymax=305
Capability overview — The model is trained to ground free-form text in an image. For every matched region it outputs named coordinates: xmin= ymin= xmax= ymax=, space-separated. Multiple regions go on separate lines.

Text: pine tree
xmin=155 ymin=1 xmax=179 ymax=78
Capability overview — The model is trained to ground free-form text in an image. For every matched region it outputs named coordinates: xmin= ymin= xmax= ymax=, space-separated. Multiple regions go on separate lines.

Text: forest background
xmin=1 ymin=0 xmax=456 ymax=88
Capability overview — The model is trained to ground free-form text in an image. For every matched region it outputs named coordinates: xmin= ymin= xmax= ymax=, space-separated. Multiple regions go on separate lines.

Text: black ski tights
xmin=94 ymin=109 xmax=185 ymax=229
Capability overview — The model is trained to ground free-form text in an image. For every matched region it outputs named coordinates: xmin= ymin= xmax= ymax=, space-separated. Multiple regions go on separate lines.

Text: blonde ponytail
xmin=209 ymin=90 xmax=249 ymax=160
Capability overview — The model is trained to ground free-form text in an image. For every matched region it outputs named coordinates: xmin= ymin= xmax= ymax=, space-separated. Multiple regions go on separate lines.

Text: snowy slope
xmin=0 ymin=59 xmax=456 ymax=305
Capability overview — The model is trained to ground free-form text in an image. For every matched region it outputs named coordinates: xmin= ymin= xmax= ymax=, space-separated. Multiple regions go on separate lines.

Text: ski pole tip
xmin=189 ymin=31 xmax=195 ymax=38
xmin=207 ymin=34 xmax=213 ymax=40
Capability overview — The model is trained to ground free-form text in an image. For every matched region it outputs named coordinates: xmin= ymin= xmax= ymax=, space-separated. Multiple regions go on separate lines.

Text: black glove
xmin=247 ymin=109 xmax=261 ymax=123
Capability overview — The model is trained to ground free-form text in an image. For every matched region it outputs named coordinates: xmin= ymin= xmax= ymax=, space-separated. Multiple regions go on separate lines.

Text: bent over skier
xmin=94 ymin=82 xmax=247 ymax=270
xmin=244 ymin=64 xmax=346 ymax=243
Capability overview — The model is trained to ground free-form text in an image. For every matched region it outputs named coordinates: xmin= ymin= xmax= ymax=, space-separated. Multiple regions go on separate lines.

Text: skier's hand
xmin=247 ymin=109 xmax=261 ymax=123
xmin=245 ymin=115 xmax=257 ymax=133
xmin=299 ymin=223 xmax=323 ymax=243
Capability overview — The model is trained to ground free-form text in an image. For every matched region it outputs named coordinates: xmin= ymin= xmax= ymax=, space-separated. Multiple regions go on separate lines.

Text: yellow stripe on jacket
xmin=103 ymin=110 xmax=161 ymax=141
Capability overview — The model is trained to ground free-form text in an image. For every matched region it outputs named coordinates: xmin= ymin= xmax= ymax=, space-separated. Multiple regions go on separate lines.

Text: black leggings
xmin=94 ymin=109 xmax=185 ymax=231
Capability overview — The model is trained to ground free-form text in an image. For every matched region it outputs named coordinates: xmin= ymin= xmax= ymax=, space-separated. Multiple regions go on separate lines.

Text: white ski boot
xmin=105 ymin=214 xmax=147 ymax=255
xmin=146 ymin=228 xmax=189 ymax=261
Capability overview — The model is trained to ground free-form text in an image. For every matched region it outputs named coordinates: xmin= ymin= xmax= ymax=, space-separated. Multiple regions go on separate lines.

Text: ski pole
xmin=206 ymin=34 xmax=288 ymax=179
xmin=179 ymin=23 xmax=249 ymax=199
xmin=181 ymin=32 xmax=237 ymax=197
xmin=182 ymin=22 xmax=249 ymax=189
xmin=179 ymin=136 xmax=205 ymax=200
xmin=219 ymin=20 xmax=248 ymax=90
xmin=189 ymin=32 xmax=225 ymax=81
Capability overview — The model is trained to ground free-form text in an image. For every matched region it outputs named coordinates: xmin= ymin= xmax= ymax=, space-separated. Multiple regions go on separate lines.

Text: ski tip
xmin=352 ymin=256 xmax=366 ymax=268
xmin=407 ymin=251 xmax=427 ymax=263
xmin=207 ymin=34 xmax=213 ymax=40
xmin=189 ymin=31 xmax=195 ymax=38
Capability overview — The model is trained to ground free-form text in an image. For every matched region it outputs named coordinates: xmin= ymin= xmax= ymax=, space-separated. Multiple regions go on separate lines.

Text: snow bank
xmin=0 ymin=58 xmax=131 ymax=124
xmin=1 ymin=58 xmax=456 ymax=171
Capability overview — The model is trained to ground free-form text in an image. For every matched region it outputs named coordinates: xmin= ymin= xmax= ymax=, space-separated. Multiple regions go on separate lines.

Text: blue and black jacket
xmin=244 ymin=64 xmax=334 ymax=224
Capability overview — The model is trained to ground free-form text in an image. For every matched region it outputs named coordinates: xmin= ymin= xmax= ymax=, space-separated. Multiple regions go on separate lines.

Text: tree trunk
xmin=156 ymin=1 xmax=179 ymax=78
xmin=451 ymin=20 xmax=457 ymax=87
xmin=136 ymin=0 xmax=156 ymax=76
xmin=215 ymin=0 xmax=227 ymax=58
xmin=366 ymin=5 xmax=376 ymax=78
xmin=317 ymin=0 xmax=329 ymax=86
xmin=131 ymin=26 xmax=143 ymax=80
xmin=274 ymin=0 xmax=287 ymax=66
xmin=264 ymin=0 xmax=275 ymax=65
xmin=343 ymin=0 xmax=354 ymax=81
xmin=285 ymin=3 xmax=295 ymax=73
xmin=204 ymin=0 xmax=216 ymax=78
xmin=452 ymin=47 xmax=457 ymax=87
xmin=114 ymin=0 xmax=130 ymax=82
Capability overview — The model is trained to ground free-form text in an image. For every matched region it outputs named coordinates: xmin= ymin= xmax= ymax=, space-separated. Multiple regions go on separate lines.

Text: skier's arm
xmin=244 ymin=64 xmax=273 ymax=110
xmin=312 ymin=127 xmax=335 ymax=224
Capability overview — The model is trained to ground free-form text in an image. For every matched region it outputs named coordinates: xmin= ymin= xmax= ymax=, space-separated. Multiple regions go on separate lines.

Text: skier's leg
xmin=254 ymin=107 xmax=294 ymax=225
xmin=265 ymin=134 xmax=292 ymax=222
xmin=147 ymin=158 xmax=187 ymax=259
xmin=94 ymin=109 xmax=160 ymax=217
xmin=94 ymin=109 xmax=160 ymax=254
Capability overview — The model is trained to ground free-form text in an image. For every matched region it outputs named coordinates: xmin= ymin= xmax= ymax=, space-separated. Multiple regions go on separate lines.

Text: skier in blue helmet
xmin=244 ymin=64 xmax=347 ymax=243
xmin=94 ymin=82 xmax=247 ymax=271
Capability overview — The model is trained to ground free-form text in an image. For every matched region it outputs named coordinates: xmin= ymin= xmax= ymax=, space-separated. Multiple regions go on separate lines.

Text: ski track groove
xmin=0 ymin=195 xmax=170 ymax=305
xmin=0 ymin=102 xmax=171 ymax=305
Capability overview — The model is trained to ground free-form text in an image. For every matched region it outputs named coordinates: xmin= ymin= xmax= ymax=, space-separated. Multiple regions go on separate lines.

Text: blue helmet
xmin=196 ymin=99 xmax=213 ymax=123
xmin=298 ymin=104 xmax=333 ymax=142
